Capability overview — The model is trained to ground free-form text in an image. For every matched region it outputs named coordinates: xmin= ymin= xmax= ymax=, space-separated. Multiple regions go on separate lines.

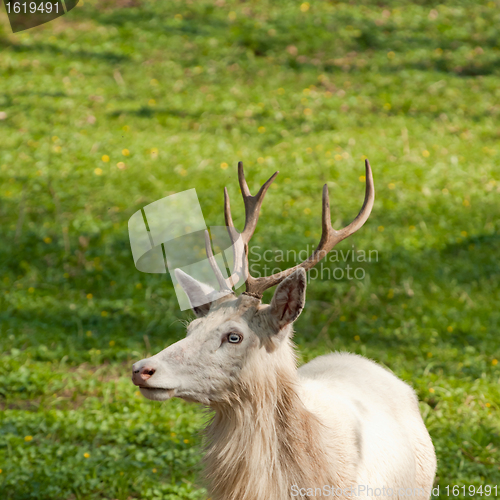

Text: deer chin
xmin=139 ymin=387 xmax=177 ymax=401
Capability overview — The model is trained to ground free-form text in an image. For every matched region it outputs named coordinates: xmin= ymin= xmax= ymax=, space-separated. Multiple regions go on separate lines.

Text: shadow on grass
xmin=108 ymin=106 xmax=204 ymax=119
xmin=0 ymin=40 xmax=130 ymax=64
xmin=68 ymin=3 xmax=500 ymax=79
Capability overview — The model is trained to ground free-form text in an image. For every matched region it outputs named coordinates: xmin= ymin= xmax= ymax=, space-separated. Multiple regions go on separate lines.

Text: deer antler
xmin=203 ymin=229 xmax=232 ymax=292
xmin=214 ymin=159 xmax=374 ymax=299
xmin=219 ymin=162 xmax=279 ymax=293
xmin=203 ymin=162 xmax=278 ymax=294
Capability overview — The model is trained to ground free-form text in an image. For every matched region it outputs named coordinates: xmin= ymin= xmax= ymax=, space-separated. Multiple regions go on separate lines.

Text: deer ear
xmin=174 ymin=269 xmax=216 ymax=317
xmin=267 ymin=268 xmax=307 ymax=332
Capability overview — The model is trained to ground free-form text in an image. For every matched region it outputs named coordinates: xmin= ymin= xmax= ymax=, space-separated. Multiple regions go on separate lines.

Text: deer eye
xmin=227 ymin=333 xmax=243 ymax=344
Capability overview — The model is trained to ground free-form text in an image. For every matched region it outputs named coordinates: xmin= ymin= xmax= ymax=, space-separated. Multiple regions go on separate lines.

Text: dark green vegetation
xmin=0 ymin=0 xmax=499 ymax=498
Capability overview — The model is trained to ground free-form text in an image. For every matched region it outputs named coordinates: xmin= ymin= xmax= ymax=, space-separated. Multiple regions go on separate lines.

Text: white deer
xmin=132 ymin=161 xmax=436 ymax=500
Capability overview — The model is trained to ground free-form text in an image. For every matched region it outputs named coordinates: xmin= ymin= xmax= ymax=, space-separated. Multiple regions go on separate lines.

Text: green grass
xmin=0 ymin=0 xmax=499 ymax=498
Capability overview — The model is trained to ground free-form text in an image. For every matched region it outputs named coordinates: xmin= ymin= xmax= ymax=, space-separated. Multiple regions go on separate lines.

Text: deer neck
xmin=203 ymin=340 xmax=332 ymax=500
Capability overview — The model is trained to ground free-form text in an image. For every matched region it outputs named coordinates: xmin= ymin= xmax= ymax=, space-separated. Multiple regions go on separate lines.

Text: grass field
xmin=0 ymin=0 xmax=499 ymax=498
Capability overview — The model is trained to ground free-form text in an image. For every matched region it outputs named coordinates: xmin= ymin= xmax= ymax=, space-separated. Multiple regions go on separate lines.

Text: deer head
xmin=131 ymin=161 xmax=374 ymax=405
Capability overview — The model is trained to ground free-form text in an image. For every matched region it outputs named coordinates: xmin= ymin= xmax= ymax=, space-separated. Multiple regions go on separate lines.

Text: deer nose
xmin=132 ymin=366 xmax=156 ymax=384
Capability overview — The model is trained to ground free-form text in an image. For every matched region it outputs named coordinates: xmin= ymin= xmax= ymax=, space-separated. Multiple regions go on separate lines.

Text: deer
xmin=131 ymin=160 xmax=436 ymax=500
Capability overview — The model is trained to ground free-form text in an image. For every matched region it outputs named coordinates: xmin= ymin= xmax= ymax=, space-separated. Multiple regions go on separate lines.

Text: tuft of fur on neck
xmin=203 ymin=335 xmax=333 ymax=500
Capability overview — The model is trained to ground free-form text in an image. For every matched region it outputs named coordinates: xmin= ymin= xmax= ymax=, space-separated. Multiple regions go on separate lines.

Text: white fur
xmin=298 ymin=352 xmax=436 ymax=497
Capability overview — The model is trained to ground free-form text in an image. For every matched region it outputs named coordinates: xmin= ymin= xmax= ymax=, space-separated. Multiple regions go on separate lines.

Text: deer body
xmin=131 ymin=162 xmax=436 ymax=499
xmin=297 ymin=352 xmax=436 ymax=497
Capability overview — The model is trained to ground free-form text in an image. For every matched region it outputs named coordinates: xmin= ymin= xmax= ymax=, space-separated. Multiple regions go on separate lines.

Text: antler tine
xmin=302 ymin=158 xmax=375 ymax=270
xmin=203 ymin=230 xmax=231 ymax=292
xmin=318 ymin=183 xmax=333 ymax=251
xmin=223 ymin=187 xmax=245 ymax=287
xmin=224 ymin=187 xmax=234 ymax=229
xmin=238 ymin=161 xmax=252 ymax=198
xmin=238 ymin=161 xmax=279 ymax=241
xmin=334 ymin=158 xmax=375 ymax=242
xmin=224 ymin=163 xmax=279 ymax=243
